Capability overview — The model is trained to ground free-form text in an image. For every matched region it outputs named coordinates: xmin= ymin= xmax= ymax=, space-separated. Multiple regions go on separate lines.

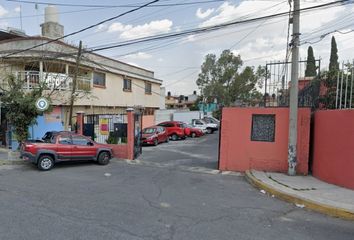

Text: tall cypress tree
xmin=329 ymin=36 xmax=339 ymax=71
xmin=305 ymin=46 xmax=316 ymax=77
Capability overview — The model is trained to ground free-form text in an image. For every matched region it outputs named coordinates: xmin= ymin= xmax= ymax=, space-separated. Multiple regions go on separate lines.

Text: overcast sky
xmin=1 ymin=0 xmax=354 ymax=96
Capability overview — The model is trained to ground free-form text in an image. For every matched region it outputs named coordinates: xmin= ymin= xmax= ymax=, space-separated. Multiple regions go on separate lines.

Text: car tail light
xmin=24 ymin=144 xmax=34 ymax=152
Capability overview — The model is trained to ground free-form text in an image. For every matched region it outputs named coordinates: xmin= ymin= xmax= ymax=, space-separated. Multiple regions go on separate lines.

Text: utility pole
xmin=288 ymin=0 xmax=300 ymax=176
xmin=68 ymin=40 xmax=82 ymax=129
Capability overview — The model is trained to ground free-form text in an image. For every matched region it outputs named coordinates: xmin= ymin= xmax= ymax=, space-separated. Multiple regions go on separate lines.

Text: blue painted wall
xmin=29 ymin=114 xmax=64 ymax=140
xmin=9 ymin=108 xmax=64 ymax=149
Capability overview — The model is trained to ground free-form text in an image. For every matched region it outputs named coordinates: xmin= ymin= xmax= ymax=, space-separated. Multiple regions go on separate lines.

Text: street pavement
xmin=0 ymin=134 xmax=353 ymax=240
xmin=139 ymin=132 xmax=220 ymax=170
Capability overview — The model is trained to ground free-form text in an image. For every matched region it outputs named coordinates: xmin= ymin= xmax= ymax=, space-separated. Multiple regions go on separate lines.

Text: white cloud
xmin=107 ymin=19 xmax=173 ymax=40
xmin=200 ymin=1 xmax=345 ymax=29
xmin=158 ymin=58 xmax=164 ymax=62
xmin=181 ymin=35 xmax=196 ymax=43
xmin=108 ymin=22 xmax=132 ymax=33
xmin=120 ymin=19 xmax=173 ymax=40
xmin=124 ymin=52 xmax=152 ymax=60
xmin=0 ymin=21 xmax=8 ymax=29
xmin=0 ymin=5 xmax=8 ymax=16
xmin=95 ymin=24 xmax=108 ymax=32
xmin=196 ymin=8 xmax=214 ymax=19
xmin=14 ymin=6 xmax=21 ymax=13
xmin=174 ymin=26 xmax=182 ymax=32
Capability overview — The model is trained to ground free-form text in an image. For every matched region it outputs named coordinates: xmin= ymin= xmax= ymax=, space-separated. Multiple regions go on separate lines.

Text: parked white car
xmin=203 ymin=116 xmax=220 ymax=127
xmin=191 ymin=119 xmax=218 ymax=134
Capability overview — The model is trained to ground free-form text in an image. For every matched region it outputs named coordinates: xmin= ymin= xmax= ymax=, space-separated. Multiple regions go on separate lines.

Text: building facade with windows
xmin=0 ymin=6 xmax=163 ymax=147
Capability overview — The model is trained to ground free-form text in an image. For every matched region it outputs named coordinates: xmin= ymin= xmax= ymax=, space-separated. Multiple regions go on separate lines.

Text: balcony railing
xmin=16 ymin=71 xmax=91 ymax=91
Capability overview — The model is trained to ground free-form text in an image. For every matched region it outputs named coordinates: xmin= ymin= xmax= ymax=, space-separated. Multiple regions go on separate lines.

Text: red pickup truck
xmin=21 ymin=131 xmax=113 ymax=171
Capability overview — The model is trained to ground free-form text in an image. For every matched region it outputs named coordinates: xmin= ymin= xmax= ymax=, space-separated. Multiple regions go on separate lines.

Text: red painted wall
xmin=106 ymin=111 xmax=135 ymax=160
xmin=219 ymin=107 xmax=311 ymax=174
xmin=312 ymin=110 xmax=354 ymax=190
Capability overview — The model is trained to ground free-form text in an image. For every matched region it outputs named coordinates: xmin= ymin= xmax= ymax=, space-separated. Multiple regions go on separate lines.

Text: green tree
xmin=329 ymin=36 xmax=339 ymax=71
xmin=0 ymin=74 xmax=48 ymax=143
xmin=305 ymin=46 xmax=316 ymax=77
xmin=196 ymin=50 xmax=262 ymax=107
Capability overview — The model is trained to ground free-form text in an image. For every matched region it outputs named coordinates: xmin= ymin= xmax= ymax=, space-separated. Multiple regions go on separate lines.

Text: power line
xmin=1 ymin=0 xmax=160 ymax=59
xmin=0 ymin=7 xmax=116 ymax=20
xmin=72 ymin=0 xmax=285 ymax=47
xmin=301 ymin=29 xmax=354 ymax=45
xmin=5 ymin=0 xmax=226 ymax=8
xmin=87 ymin=0 xmax=352 ymax=53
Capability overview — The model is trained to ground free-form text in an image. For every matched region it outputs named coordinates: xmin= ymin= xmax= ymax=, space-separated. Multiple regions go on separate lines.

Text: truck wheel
xmin=153 ymin=138 xmax=158 ymax=146
xmin=37 ymin=155 xmax=54 ymax=171
xmin=191 ymin=132 xmax=196 ymax=138
xmin=171 ymin=134 xmax=178 ymax=141
xmin=97 ymin=152 xmax=111 ymax=165
xmin=207 ymin=128 xmax=212 ymax=134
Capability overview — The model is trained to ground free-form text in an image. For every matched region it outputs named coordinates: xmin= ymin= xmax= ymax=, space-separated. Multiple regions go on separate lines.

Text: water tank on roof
xmin=45 ymin=5 xmax=59 ymax=23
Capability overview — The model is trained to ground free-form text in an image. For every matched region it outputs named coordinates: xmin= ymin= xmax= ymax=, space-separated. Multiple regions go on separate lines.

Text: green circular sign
xmin=36 ymin=97 xmax=49 ymax=111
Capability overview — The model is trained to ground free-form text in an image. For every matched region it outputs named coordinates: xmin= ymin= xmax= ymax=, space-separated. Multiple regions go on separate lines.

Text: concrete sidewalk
xmin=246 ymin=170 xmax=354 ymax=220
xmin=0 ymin=148 xmax=24 ymax=165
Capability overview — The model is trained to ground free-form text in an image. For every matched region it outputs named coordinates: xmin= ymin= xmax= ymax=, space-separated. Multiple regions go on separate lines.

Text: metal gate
xmin=83 ymin=114 xmax=127 ymax=144
xmin=134 ymin=111 xmax=142 ymax=159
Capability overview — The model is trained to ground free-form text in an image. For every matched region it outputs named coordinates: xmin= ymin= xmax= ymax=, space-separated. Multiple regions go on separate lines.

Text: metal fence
xmin=83 ymin=114 xmax=128 ymax=144
xmin=335 ymin=62 xmax=354 ymax=109
xmin=264 ymin=59 xmax=321 ymax=107
xmin=16 ymin=71 xmax=91 ymax=91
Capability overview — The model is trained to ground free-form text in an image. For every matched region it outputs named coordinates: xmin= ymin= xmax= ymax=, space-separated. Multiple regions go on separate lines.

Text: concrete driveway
xmin=138 ymin=133 xmax=219 ymax=171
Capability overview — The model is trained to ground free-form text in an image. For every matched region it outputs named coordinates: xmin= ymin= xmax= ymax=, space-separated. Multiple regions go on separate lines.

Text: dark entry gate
xmin=83 ymin=114 xmax=127 ymax=144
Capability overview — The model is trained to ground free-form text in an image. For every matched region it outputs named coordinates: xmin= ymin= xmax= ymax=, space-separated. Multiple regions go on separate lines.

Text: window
xmin=93 ymin=72 xmax=106 ymax=87
xmin=145 ymin=82 xmax=152 ymax=94
xmin=72 ymin=136 xmax=92 ymax=146
xmin=58 ymin=136 xmax=71 ymax=145
xmin=123 ymin=78 xmax=132 ymax=91
xmin=158 ymin=123 xmax=173 ymax=127
xmin=195 ymin=120 xmax=203 ymax=125
xmin=251 ymin=114 xmax=275 ymax=142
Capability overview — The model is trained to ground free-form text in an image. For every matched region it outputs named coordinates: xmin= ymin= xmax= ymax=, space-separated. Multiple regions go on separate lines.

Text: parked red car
xmin=157 ymin=121 xmax=187 ymax=141
xmin=21 ymin=131 xmax=112 ymax=171
xmin=185 ymin=124 xmax=204 ymax=138
xmin=141 ymin=126 xmax=169 ymax=146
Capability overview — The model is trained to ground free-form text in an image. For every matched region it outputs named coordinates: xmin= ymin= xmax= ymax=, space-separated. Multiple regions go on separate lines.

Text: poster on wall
xmin=100 ymin=118 xmax=109 ymax=135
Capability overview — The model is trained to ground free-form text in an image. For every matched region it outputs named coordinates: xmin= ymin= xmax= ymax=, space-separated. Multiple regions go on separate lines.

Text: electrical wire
xmin=301 ymin=29 xmax=354 ymax=45
xmin=5 ymin=0 xmax=226 ymax=8
xmin=0 ymin=7 xmax=118 ymax=20
xmin=228 ymin=0 xmax=287 ymax=50
xmin=1 ymin=0 xmax=161 ymax=59
xmin=87 ymin=0 xmax=352 ymax=53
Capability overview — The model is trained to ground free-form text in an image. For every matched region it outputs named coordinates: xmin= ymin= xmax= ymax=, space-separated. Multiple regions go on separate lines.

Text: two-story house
xmin=0 ymin=6 xmax=164 ymax=148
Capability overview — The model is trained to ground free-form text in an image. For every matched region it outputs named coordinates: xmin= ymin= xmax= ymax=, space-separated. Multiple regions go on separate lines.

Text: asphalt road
xmin=139 ymin=132 xmax=219 ymax=170
xmin=0 ymin=134 xmax=353 ymax=240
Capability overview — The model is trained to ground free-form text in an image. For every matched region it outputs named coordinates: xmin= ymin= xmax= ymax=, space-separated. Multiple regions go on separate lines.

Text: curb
xmin=245 ymin=170 xmax=354 ymax=221
xmin=0 ymin=159 xmax=26 ymax=166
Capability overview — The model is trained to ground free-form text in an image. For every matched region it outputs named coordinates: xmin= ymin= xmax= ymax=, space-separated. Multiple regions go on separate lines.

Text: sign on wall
xmin=99 ymin=118 xmax=109 ymax=135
